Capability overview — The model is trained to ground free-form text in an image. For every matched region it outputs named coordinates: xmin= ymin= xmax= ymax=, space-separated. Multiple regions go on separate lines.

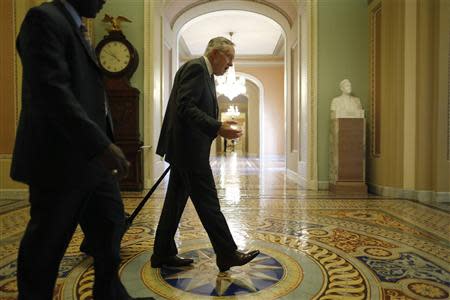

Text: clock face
xmin=98 ymin=41 xmax=131 ymax=73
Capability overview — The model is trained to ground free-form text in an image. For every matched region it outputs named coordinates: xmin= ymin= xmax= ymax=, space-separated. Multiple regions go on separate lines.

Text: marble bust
xmin=330 ymin=79 xmax=364 ymax=118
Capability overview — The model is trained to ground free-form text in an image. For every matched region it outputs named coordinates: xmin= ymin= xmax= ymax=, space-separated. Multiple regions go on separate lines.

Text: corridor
xmin=1 ymin=155 xmax=449 ymax=299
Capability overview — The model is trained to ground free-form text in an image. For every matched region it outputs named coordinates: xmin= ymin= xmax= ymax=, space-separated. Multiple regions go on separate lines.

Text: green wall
xmin=91 ymin=0 xmax=369 ymax=183
xmin=94 ymin=0 xmax=145 ymax=134
xmin=317 ymin=0 xmax=369 ymax=183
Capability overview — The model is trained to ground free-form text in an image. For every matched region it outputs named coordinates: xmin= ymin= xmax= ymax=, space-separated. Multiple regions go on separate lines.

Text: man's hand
xmin=218 ymin=120 xmax=242 ymax=139
xmin=97 ymin=144 xmax=130 ymax=179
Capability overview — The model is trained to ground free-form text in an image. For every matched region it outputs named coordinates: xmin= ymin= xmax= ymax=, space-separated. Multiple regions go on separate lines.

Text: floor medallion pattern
xmin=140 ymin=243 xmax=303 ymax=299
xmin=1 ymin=155 xmax=449 ymax=299
xmin=156 ymin=248 xmax=287 ymax=296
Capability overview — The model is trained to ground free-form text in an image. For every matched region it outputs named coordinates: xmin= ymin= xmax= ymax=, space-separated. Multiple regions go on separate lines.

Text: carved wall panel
xmin=370 ymin=3 xmax=382 ymax=158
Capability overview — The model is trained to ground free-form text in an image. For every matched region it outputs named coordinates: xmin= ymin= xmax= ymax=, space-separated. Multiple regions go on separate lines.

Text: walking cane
xmin=80 ymin=166 xmax=171 ymax=256
xmin=124 ymin=166 xmax=171 ymax=230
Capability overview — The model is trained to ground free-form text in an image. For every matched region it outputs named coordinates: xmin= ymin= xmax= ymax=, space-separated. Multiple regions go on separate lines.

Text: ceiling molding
xmin=170 ymin=0 xmax=210 ymax=29
xmin=169 ymin=0 xmax=293 ymax=29
xmin=180 ymin=11 xmax=283 ymax=55
xmin=178 ymin=36 xmax=192 ymax=57
xmin=253 ymin=0 xmax=293 ymax=27
xmin=272 ymin=34 xmax=285 ymax=56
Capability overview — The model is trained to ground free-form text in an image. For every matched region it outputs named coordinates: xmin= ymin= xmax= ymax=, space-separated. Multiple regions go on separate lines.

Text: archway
xmin=173 ymin=5 xmax=288 ymax=160
xmin=214 ymin=73 xmax=264 ymax=157
xmin=143 ymin=1 xmax=318 ymax=190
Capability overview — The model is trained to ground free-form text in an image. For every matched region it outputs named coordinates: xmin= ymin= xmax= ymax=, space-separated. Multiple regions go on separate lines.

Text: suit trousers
xmin=153 ymin=166 xmax=237 ymax=257
xmin=17 ymin=164 xmax=127 ymax=300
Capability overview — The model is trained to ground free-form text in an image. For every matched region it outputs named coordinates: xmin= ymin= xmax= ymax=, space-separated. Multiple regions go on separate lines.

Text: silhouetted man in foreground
xmin=12 ymin=0 xmax=153 ymax=299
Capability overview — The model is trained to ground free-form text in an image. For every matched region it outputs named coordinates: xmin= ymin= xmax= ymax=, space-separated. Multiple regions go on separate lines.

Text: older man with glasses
xmin=152 ymin=37 xmax=260 ymax=272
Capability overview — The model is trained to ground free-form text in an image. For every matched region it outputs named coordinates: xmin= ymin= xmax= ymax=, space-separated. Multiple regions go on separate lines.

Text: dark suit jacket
xmin=156 ymin=57 xmax=221 ymax=170
xmin=11 ymin=0 xmax=113 ymax=189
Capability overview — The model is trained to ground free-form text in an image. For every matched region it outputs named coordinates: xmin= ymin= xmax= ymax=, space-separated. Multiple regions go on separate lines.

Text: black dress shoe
xmin=216 ymin=249 xmax=260 ymax=272
xmin=128 ymin=297 xmax=155 ymax=300
xmin=150 ymin=254 xmax=194 ymax=268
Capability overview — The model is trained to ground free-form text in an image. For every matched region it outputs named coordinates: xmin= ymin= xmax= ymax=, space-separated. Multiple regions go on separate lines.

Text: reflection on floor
xmin=1 ymin=154 xmax=449 ymax=299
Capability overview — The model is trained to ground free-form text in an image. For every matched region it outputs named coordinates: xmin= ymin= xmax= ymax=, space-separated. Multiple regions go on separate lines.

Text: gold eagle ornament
xmin=102 ymin=14 xmax=132 ymax=32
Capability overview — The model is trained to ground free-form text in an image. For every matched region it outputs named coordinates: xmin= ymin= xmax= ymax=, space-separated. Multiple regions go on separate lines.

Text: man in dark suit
xmin=151 ymin=37 xmax=259 ymax=272
xmin=12 ymin=0 xmax=153 ymax=299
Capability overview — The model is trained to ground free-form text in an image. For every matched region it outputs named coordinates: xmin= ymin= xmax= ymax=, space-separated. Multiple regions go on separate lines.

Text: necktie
xmin=211 ymin=74 xmax=216 ymax=94
xmin=80 ymin=24 xmax=97 ymax=61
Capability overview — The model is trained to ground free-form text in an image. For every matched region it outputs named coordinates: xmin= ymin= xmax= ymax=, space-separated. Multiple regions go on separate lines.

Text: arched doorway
xmin=142 ymin=1 xmax=318 ymax=190
xmin=174 ymin=9 xmax=286 ymax=159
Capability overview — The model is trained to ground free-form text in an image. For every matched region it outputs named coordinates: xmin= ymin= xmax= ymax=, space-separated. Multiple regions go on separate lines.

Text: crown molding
xmin=272 ymin=34 xmax=285 ymax=56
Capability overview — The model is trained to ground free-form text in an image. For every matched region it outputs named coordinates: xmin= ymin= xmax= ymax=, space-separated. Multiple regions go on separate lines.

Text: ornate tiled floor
xmin=1 ymin=154 xmax=449 ymax=299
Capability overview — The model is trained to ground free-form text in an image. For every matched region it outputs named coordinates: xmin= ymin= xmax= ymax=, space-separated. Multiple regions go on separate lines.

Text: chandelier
xmin=224 ymin=105 xmax=240 ymax=117
xmin=215 ymin=32 xmax=246 ymax=100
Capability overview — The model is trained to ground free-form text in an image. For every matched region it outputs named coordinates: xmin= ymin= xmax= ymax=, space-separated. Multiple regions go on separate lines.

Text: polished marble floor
xmin=1 ymin=154 xmax=449 ymax=299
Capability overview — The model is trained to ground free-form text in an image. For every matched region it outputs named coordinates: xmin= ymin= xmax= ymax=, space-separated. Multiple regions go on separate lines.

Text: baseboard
xmin=318 ymin=181 xmax=329 ymax=190
xmin=368 ymin=183 xmax=450 ymax=203
xmin=329 ymin=181 xmax=367 ymax=194
xmin=435 ymin=192 xmax=450 ymax=202
xmin=0 ymin=189 xmax=29 ymax=200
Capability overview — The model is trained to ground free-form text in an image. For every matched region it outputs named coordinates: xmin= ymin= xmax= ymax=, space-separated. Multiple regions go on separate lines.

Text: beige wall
xmin=236 ymin=65 xmax=285 ymax=156
xmin=246 ymin=81 xmax=260 ymax=155
xmin=368 ymin=0 xmax=449 ymax=198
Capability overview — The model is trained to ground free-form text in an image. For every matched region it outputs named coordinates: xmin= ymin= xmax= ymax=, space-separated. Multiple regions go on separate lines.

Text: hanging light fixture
xmin=215 ymin=32 xmax=246 ymax=100
xmin=224 ymin=105 xmax=240 ymax=117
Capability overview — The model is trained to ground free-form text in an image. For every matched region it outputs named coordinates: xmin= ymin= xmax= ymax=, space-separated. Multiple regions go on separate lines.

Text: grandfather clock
xmin=95 ymin=15 xmax=143 ymax=191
